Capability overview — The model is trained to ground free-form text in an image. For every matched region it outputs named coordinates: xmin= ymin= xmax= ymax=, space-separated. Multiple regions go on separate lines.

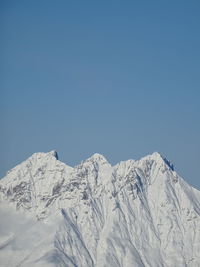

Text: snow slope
xmin=0 ymin=151 xmax=200 ymax=267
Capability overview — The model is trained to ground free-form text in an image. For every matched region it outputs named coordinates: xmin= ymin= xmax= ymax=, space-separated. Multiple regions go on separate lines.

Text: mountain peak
xmin=139 ymin=152 xmax=174 ymax=171
xmin=1 ymin=151 xmax=200 ymax=266
xmin=151 ymin=152 xmax=174 ymax=170
xmin=87 ymin=153 xmax=108 ymax=163
xmin=47 ymin=150 xmax=58 ymax=160
xmin=30 ymin=150 xmax=59 ymax=161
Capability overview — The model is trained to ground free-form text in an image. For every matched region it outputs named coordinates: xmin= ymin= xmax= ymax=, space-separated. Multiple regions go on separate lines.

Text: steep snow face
xmin=0 ymin=151 xmax=73 ymax=219
xmin=0 ymin=151 xmax=200 ymax=267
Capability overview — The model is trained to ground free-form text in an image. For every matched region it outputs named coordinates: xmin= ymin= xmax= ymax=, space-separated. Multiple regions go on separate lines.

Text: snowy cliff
xmin=0 ymin=151 xmax=200 ymax=267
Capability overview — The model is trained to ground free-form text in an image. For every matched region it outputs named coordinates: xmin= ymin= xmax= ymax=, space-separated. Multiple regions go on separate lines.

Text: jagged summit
xmin=85 ymin=153 xmax=109 ymax=164
xmin=152 ymin=151 xmax=174 ymax=170
xmin=138 ymin=151 xmax=175 ymax=170
xmin=139 ymin=151 xmax=165 ymax=162
xmin=150 ymin=151 xmax=163 ymax=159
xmin=12 ymin=150 xmax=174 ymax=171
xmin=48 ymin=150 xmax=59 ymax=160
xmin=0 ymin=151 xmax=199 ymax=267
xmin=30 ymin=150 xmax=59 ymax=160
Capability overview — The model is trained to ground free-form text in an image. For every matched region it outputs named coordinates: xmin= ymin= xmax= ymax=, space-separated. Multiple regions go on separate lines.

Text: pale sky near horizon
xmin=1 ymin=0 xmax=200 ymax=188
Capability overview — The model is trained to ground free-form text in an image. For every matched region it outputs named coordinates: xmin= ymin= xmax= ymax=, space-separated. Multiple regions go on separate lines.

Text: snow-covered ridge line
xmin=6 ymin=150 xmax=173 ymax=170
xmin=0 ymin=150 xmax=180 ymax=219
xmin=0 ymin=150 xmax=200 ymax=266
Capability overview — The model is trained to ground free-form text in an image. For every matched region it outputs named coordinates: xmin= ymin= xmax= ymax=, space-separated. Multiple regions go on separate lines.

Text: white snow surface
xmin=0 ymin=151 xmax=200 ymax=267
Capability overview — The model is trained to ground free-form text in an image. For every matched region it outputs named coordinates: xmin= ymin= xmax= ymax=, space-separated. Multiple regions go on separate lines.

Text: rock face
xmin=0 ymin=151 xmax=200 ymax=267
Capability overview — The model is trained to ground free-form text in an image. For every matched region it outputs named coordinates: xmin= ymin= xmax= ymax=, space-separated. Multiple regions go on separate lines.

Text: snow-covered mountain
xmin=0 ymin=151 xmax=200 ymax=267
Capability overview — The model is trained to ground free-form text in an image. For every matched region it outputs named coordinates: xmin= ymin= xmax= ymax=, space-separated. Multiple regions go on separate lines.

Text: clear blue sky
xmin=1 ymin=0 xmax=200 ymax=188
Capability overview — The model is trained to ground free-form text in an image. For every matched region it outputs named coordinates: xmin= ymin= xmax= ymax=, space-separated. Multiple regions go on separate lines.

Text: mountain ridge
xmin=0 ymin=151 xmax=200 ymax=266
